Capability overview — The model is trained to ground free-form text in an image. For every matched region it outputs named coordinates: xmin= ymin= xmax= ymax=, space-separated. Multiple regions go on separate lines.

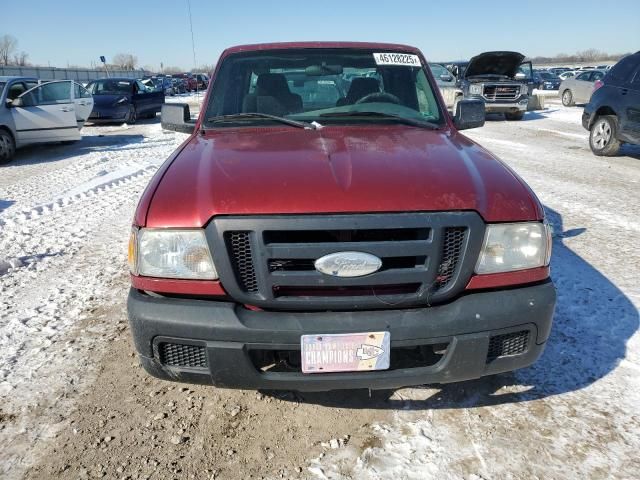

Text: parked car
xmin=86 ymin=78 xmax=164 ymax=124
xmin=559 ymin=69 xmax=607 ymax=106
xmin=450 ymin=51 xmax=532 ymax=120
xmin=558 ymin=71 xmax=576 ymax=81
xmin=192 ymin=73 xmax=209 ymax=89
xmin=126 ymin=41 xmax=555 ymax=391
xmin=548 ymin=67 xmax=571 ymax=76
xmin=185 ymin=75 xmax=198 ymax=91
xmin=172 ymin=78 xmax=187 ymax=94
xmin=0 ymin=78 xmax=94 ymax=164
xmin=533 ymin=71 xmax=561 ymax=90
xmin=582 ymin=51 xmax=640 ymax=155
xmin=429 ymin=63 xmax=460 ymax=108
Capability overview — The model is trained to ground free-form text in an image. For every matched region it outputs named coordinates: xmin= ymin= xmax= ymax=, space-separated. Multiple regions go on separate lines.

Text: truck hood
xmin=144 ymin=126 xmax=542 ymax=227
xmin=464 ymin=51 xmax=525 ymax=79
xmin=92 ymin=94 xmax=129 ymax=107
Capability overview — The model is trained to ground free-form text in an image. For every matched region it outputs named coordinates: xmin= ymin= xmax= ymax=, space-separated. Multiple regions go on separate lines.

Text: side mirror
xmin=440 ymin=74 xmax=453 ymax=82
xmin=7 ymin=97 xmax=23 ymax=108
xmin=161 ymin=103 xmax=196 ymax=134
xmin=515 ymin=72 xmax=526 ymax=80
xmin=454 ymin=99 xmax=485 ymax=130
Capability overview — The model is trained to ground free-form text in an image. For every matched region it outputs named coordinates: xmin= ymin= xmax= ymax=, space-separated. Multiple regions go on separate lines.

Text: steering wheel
xmin=355 ymin=92 xmax=401 ymax=105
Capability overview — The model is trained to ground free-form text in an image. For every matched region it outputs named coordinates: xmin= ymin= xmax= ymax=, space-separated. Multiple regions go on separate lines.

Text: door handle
xmin=621 ymin=88 xmax=628 ymax=95
xmin=60 ymin=107 xmax=74 ymax=112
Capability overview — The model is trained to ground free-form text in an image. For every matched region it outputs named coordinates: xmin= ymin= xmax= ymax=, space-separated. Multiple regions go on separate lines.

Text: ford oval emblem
xmin=314 ymin=252 xmax=382 ymax=278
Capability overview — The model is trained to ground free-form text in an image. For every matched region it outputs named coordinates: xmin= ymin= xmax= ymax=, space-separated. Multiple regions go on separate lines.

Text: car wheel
xmin=505 ymin=111 xmax=525 ymax=121
xmin=0 ymin=129 xmax=16 ymax=164
xmin=126 ymin=106 xmax=137 ymax=124
xmin=561 ymin=89 xmax=574 ymax=107
xmin=589 ymin=115 xmax=621 ymax=156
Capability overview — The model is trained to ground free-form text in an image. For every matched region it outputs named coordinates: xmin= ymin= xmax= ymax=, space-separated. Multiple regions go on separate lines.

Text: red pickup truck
xmin=127 ymin=42 xmax=555 ymax=391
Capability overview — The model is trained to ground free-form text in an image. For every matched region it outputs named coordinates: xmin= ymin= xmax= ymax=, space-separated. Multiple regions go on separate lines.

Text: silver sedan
xmin=559 ymin=69 xmax=606 ymax=106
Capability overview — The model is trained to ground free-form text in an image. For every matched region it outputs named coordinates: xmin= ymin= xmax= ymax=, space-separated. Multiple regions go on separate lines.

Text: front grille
xmin=487 ymin=331 xmax=529 ymax=362
xmin=483 ymin=84 xmax=521 ymax=101
xmin=209 ymin=213 xmax=483 ymax=310
xmin=225 ymin=231 xmax=258 ymax=292
xmin=435 ymin=227 xmax=466 ymax=290
xmin=159 ymin=343 xmax=208 ymax=368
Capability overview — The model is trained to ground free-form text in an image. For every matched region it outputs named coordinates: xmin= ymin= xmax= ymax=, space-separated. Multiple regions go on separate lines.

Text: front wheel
xmin=0 ymin=129 xmax=16 ymax=164
xmin=505 ymin=111 xmax=525 ymax=121
xmin=589 ymin=115 xmax=621 ymax=156
xmin=125 ymin=106 xmax=137 ymax=124
xmin=561 ymin=89 xmax=574 ymax=106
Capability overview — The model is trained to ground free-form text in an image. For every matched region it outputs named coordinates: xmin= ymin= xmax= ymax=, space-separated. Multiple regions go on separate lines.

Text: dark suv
xmin=582 ymin=52 xmax=640 ymax=156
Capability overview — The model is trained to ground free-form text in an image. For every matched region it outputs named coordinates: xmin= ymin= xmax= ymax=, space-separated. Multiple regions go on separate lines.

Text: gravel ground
xmin=1 ymin=98 xmax=639 ymax=479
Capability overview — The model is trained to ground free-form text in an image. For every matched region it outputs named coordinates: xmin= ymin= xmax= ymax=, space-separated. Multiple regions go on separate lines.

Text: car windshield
xmin=0 ymin=82 xmax=5 ymax=98
xmin=539 ymin=72 xmax=556 ymax=79
xmin=429 ymin=64 xmax=450 ymax=78
xmin=86 ymin=80 xmax=132 ymax=95
xmin=203 ymin=49 xmax=444 ymax=128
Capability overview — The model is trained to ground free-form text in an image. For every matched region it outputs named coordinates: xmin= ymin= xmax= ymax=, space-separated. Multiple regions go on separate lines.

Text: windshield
xmin=86 ymin=80 xmax=132 ymax=95
xmin=539 ymin=72 xmax=557 ymax=80
xmin=204 ymin=49 xmax=443 ymax=128
xmin=0 ymin=82 xmax=5 ymax=98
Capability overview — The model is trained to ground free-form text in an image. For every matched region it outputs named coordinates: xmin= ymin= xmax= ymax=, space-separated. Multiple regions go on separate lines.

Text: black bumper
xmin=127 ymin=282 xmax=555 ymax=391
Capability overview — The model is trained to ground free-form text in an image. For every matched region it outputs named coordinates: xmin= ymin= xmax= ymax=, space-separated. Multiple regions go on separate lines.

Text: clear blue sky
xmin=4 ymin=0 xmax=639 ymax=69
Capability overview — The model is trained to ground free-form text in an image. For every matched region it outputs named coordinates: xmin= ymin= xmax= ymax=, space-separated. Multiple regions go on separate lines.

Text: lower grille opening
xmin=272 ymin=284 xmax=421 ymax=298
xmin=158 ymin=342 xmax=208 ymax=369
xmin=249 ymin=344 xmax=447 ymax=373
xmin=486 ymin=331 xmax=529 ymax=362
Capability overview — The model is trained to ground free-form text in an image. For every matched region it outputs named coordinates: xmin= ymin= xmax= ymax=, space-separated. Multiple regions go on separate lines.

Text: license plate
xmin=301 ymin=331 xmax=390 ymax=374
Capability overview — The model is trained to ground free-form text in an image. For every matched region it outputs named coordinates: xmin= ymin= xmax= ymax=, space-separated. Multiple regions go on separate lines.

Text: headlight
xmin=476 ymin=222 xmax=551 ymax=274
xmin=469 ymin=84 xmax=482 ymax=95
xmin=132 ymin=228 xmax=218 ymax=280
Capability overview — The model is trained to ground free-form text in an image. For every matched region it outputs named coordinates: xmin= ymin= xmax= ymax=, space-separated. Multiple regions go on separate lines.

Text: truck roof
xmin=221 ymin=41 xmax=422 ymax=57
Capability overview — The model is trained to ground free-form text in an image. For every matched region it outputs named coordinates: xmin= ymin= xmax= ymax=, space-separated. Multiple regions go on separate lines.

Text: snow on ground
xmin=0 ymin=119 xmax=189 ymax=477
xmin=1 ymin=98 xmax=639 ymax=479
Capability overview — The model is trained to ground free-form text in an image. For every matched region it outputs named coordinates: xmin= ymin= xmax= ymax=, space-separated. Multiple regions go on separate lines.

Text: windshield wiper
xmin=206 ymin=113 xmax=316 ymax=129
xmin=318 ymin=111 xmax=439 ymax=129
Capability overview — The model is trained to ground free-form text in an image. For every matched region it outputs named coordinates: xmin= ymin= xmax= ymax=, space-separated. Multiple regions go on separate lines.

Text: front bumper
xmin=127 ymin=281 xmax=556 ymax=391
xmin=88 ymin=106 xmax=128 ymax=122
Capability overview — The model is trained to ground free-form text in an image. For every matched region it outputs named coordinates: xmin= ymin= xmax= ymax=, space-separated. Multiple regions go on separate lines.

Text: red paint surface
xmin=465 ymin=267 xmax=550 ymax=290
xmin=144 ymin=126 xmax=541 ymax=227
xmin=131 ymin=275 xmax=227 ymax=296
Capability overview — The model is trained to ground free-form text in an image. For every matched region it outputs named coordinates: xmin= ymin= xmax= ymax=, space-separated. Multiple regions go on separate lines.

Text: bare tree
xmin=0 ymin=34 xmax=18 ymax=65
xmin=162 ymin=66 xmax=184 ymax=75
xmin=193 ymin=64 xmax=215 ymax=74
xmin=13 ymin=51 xmax=29 ymax=66
xmin=112 ymin=53 xmax=138 ymax=70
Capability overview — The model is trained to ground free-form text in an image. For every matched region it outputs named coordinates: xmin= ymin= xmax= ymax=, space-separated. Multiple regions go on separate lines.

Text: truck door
xmin=517 ymin=61 xmax=534 ymax=94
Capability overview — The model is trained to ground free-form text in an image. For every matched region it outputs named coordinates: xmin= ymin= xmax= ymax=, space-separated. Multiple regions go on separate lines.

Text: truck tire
xmin=505 ymin=111 xmax=525 ymax=121
xmin=561 ymin=89 xmax=574 ymax=107
xmin=0 ymin=129 xmax=16 ymax=164
xmin=125 ymin=106 xmax=138 ymax=124
xmin=589 ymin=115 xmax=621 ymax=156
